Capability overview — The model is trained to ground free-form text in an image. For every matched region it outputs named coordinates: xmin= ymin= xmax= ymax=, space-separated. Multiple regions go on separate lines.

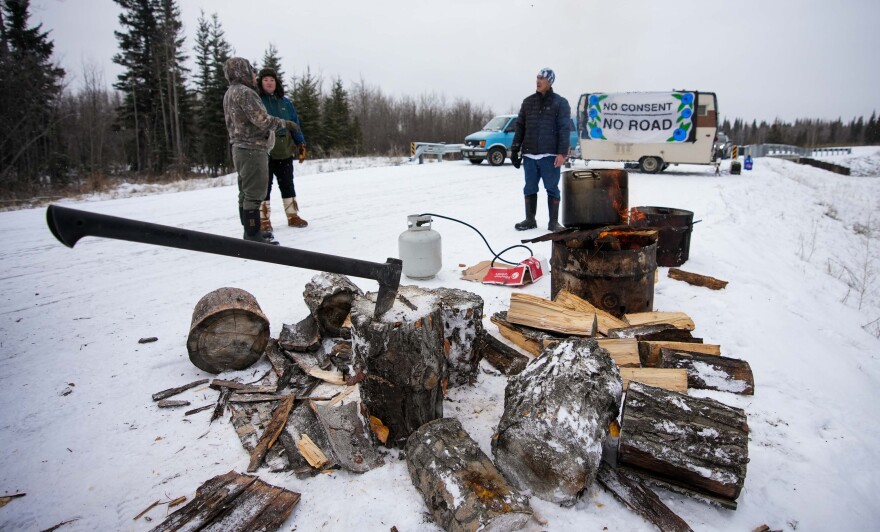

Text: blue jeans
xmin=522 ymin=156 xmax=560 ymax=199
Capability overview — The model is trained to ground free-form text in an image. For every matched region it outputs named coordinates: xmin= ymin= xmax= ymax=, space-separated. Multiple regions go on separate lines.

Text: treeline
xmin=721 ymin=114 xmax=880 ymax=147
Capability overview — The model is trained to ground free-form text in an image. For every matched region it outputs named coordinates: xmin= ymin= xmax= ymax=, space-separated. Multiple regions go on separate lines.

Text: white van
xmin=576 ymin=91 xmax=719 ymax=173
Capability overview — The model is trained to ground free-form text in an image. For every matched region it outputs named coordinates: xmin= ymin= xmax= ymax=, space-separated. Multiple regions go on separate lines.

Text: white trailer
xmin=577 ymin=91 xmax=719 ymax=173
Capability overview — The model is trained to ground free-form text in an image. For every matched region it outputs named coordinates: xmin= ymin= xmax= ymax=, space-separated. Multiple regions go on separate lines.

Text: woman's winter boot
xmin=284 ymin=197 xmax=308 ymax=227
xmin=259 ymin=200 xmax=274 ymax=235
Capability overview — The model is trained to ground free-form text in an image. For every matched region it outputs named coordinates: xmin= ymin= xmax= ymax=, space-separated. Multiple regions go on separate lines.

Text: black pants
xmin=265 ymin=157 xmax=296 ymax=200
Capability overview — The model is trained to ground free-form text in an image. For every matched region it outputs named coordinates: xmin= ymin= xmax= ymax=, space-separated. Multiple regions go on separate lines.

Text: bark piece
xmin=312 ymin=401 xmax=384 ymax=472
xmin=210 ymin=379 xmax=277 ymax=394
xmin=478 ymin=331 xmax=530 ymax=375
xmin=149 ymin=470 xmax=300 ymax=532
xmin=278 ymin=316 xmax=321 ymax=352
xmin=661 ymin=348 xmax=754 ymax=395
xmin=507 ymin=292 xmax=596 ymax=336
xmin=432 ymin=287 xmax=485 ymax=387
xmin=623 ymin=311 xmax=695 ymax=331
xmin=596 ymin=461 xmax=692 ymax=532
xmin=618 ymin=368 xmax=688 ymax=394
xmin=210 ymin=387 xmax=232 ymax=423
xmin=303 ymin=273 xmax=363 ymax=338
xmin=492 ymin=338 xmax=623 ymax=506
xmin=248 ymin=395 xmax=296 ymax=472
xmin=668 ymin=268 xmax=729 ymax=290
xmin=553 ymin=289 xmax=628 ymax=335
xmin=229 ymin=403 xmax=289 ymax=471
xmin=618 ymin=382 xmax=749 ymax=507
xmin=639 ymin=341 xmax=720 ymax=367
xmin=350 ymin=285 xmax=446 ymax=447
xmin=406 ymin=418 xmax=532 ymax=532
xmin=157 ymin=399 xmax=190 ymax=408
xmin=282 ymin=398 xmax=338 ymax=472
xmin=152 ymin=379 xmax=209 ymax=401
xmin=186 ymin=287 xmax=270 ymax=374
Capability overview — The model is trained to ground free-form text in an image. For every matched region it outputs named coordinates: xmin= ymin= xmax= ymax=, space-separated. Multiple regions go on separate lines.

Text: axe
xmin=45 ymin=205 xmax=402 ymax=318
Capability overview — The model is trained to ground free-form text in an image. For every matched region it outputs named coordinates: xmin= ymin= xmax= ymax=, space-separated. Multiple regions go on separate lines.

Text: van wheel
xmin=468 ymin=158 xmax=483 ymax=165
xmin=487 ymin=147 xmax=506 ymax=166
xmin=639 ymin=156 xmax=663 ymax=174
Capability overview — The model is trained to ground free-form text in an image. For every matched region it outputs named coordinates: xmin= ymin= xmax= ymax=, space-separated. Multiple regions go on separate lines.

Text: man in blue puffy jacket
xmin=510 ymin=68 xmax=571 ymax=231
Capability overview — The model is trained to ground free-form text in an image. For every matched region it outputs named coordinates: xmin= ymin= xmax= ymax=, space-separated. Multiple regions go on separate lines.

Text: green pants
xmin=233 ymin=146 xmax=269 ymax=211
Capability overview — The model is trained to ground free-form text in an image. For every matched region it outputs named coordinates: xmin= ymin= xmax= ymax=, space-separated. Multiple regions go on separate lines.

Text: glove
xmin=296 ymin=144 xmax=308 ymax=164
xmin=284 ymin=120 xmax=300 ymax=134
xmin=510 ymin=145 xmax=522 ymax=169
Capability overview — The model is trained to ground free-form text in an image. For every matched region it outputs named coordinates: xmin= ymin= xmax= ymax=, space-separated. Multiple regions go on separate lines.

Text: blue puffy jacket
xmin=512 ymin=89 xmax=571 ymax=156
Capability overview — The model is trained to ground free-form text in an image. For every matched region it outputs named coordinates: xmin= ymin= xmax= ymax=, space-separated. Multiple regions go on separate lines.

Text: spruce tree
xmin=0 ymin=0 xmax=66 ymax=187
xmin=194 ymin=11 xmax=231 ymax=175
xmin=321 ymin=77 xmax=352 ymax=155
xmin=290 ymin=67 xmax=323 ymax=154
xmin=261 ymin=43 xmax=283 ymax=80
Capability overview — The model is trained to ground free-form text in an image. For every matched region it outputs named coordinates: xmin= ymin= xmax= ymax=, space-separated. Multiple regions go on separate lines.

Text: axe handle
xmin=46 ymin=205 xmax=402 ymax=314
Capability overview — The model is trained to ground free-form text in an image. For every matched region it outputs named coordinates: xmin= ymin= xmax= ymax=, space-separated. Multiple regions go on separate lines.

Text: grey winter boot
xmin=514 ymin=194 xmax=538 ymax=231
xmin=243 ymin=209 xmax=279 ymax=245
xmin=548 ymin=196 xmax=563 ymax=231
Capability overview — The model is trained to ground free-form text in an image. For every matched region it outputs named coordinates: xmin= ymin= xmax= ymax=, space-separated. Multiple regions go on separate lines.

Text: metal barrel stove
xmin=629 ymin=206 xmax=695 ymax=267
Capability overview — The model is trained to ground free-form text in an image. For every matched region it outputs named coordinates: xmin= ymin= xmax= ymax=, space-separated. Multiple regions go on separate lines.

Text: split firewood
xmin=596 ymin=339 xmax=641 ymax=368
xmin=490 ymin=311 xmax=548 ymax=355
xmin=157 ymin=399 xmax=190 ymax=408
xmin=229 ymin=393 xmax=292 ymax=404
xmin=296 ymin=433 xmax=329 ymax=469
xmin=596 ymin=461 xmax=693 ymax=532
xmin=618 ymin=382 xmax=749 ymax=509
xmin=493 ymin=338 xmax=622 ymax=506
xmin=247 ymin=395 xmax=296 ymax=472
xmin=553 ymin=289 xmax=627 ymax=335
xmin=350 ymin=286 xmax=446 ymax=447
xmin=618 ymin=367 xmax=688 ymax=393
xmin=209 ymin=379 xmax=277 ymax=394
xmin=186 ymin=287 xmax=270 ymax=374
xmin=431 ymin=287 xmax=485 ymax=387
xmin=661 ymin=348 xmax=754 ymax=395
xmin=624 ymin=311 xmax=695 ymax=331
xmin=306 ymin=368 xmax=346 ymax=386
xmin=278 ymin=315 xmax=322 ymax=352
xmin=668 ymin=268 xmax=729 ymax=290
xmin=478 ymin=330 xmax=530 ymax=375
xmin=639 ymin=341 xmax=720 ymax=367
xmin=150 ymin=470 xmax=300 ymax=532
xmin=608 ymin=323 xmax=680 ymax=339
xmin=303 ymin=272 xmax=363 ymax=339
xmin=507 ymin=292 xmax=596 ymax=336
xmin=406 ymin=418 xmax=533 ymax=531
xmin=152 ymin=379 xmax=209 ymax=402
xmin=633 ymin=327 xmax=700 ymax=343
xmin=312 ymin=401 xmax=384 ymax=473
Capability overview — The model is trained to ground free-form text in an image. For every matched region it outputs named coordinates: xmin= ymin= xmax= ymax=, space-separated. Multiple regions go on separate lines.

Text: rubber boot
xmin=243 ymin=209 xmax=279 ymax=245
xmin=284 ymin=197 xmax=308 ymax=228
xmin=548 ymin=196 xmax=563 ymax=231
xmin=259 ymin=200 xmax=274 ymax=235
xmin=514 ymin=194 xmax=538 ymax=231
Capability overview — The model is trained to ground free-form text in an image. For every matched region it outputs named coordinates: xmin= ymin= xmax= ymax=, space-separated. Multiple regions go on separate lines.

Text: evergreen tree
xmin=291 ymin=67 xmax=323 ymax=153
xmin=0 ymin=0 xmax=66 ymax=187
xmin=154 ymin=0 xmax=190 ymax=166
xmin=261 ymin=43 xmax=283 ymax=80
xmin=866 ymin=111 xmax=878 ymax=144
xmin=193 ymin=11 xmax=231 ymax=175
xmin=321 ymin=77 xmax=353 ymax=155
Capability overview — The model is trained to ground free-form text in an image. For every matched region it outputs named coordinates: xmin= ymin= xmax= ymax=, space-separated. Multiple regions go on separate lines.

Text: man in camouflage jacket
xmin=223 ymin=56 xmax=299 ymax=244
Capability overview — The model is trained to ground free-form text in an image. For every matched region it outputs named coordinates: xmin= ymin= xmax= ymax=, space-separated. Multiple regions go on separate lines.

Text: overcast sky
xmin=30 ymin=0 xmax=879 ymax=125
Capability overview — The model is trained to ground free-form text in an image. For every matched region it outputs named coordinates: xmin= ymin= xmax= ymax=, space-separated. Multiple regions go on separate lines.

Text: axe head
xmin=373 ymin=258 xmax=403 ymax=318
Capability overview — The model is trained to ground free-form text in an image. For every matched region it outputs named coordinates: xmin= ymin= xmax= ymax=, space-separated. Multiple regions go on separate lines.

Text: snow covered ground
xmin=1 ymin=148 xmax=879 ymax=531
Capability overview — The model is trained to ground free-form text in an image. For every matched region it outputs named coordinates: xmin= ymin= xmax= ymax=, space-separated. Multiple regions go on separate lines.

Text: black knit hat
xmin=257 ymin=68 xmax=284 ymax=97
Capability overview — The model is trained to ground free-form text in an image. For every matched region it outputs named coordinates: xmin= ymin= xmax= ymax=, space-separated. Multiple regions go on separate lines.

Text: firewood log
xmin=478 ymin=331 xmax=530 ymax=375
xmin=660 ymin=348 xmax=754 ymax=395
xmin=639 ymin=341 xmax=720 ymax=367
xmin=350 ymin=285 xmax=446 ymax=447
xmin=492 ymin=338 xmax=623 ymax=506
xmin=406 ymin=418 xmax=533 ymax=531
xmin=668 ymin=268 xmax=729 ymax=290
xmin=303 ymin=273 xmax=363 ymax=339
xmin=623 ymin=311 xmax=695 ymax=331
xmin=553 ymin=289 xmax=628 ymax=335
xmin=432 ymin=287 xmax=485 ymax=387
xmin=618 ymin=382 xmax=749 ymax=508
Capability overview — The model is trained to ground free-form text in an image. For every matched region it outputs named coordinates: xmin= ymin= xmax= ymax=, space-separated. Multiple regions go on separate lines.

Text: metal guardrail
xmin=409 ymin=142 xmax=465 ymax=164
xmin=741 ymin=144 xmax=852 ymax=158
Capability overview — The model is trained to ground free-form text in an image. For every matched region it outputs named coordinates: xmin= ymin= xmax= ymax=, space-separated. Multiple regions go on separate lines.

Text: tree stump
xmin=492 ymin=338 xmax=623 ymax=506
xmin=303 ymin=273 xmax=363 ymax=339
xmin=618 ymin=381 xmax=749 ymax=507
xmin=350 ymin=285 xmax=446 ymax=448
xmin=432 ymin=287 xmax=485 ymax=387
xmin=406 ymin=418 xmax=532 ymax=532
xmin=186 ymin=287 xmax=269 ymax=374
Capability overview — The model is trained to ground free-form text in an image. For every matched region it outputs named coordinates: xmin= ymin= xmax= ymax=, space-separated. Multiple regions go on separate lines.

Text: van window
xmin=483 ymin=116 xmax=510 ymax=131
xmin=504 ymin=118 xmax=517 ymax=132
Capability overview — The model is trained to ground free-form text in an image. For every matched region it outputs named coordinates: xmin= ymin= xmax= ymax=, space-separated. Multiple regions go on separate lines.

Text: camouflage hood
xmin=224 ymin=57 xmax=254 ymax=88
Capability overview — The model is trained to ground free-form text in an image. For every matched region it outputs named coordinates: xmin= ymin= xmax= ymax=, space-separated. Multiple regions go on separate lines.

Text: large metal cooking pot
xmin=560 ymin=169 xmax=628 ymax=228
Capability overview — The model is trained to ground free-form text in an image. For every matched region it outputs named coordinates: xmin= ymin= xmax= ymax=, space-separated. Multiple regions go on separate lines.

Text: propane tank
xmin=398 ymin=215 xmax=442 ymax=280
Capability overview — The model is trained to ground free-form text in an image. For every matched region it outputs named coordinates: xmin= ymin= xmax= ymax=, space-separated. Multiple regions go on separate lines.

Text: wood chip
xmin=296 ymin=433 xmax=330 ymax=468
xmin=152 ymin=379 xmax=210 ymax=401
xmin=157 ymin=400 xmax=191 ymax=408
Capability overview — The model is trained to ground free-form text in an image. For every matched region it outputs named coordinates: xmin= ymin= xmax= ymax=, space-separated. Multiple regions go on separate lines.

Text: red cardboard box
xmin=461 ymin=256 xmax=546 ymax=287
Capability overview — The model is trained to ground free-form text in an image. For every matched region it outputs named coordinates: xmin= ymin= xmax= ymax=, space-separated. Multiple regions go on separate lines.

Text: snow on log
xmin=660 ymin=348 xmax=754 ymax=395
xmin=618 ymin=382 xmax=749 ymax=507
xmin=186 ymin=287 xmax=270 ymax=373
xmin=303 ymin=273 xmax=363 ymax=339
xmin=405 ymin=417 xmax=532 ymax=532
xmin=492 ymin=338 xmax=623 ymax=506
xmin=278 ymin=315 xmax=321 ymax=352
xmin=350 ymin=285 xmax=446 ymax=447
xmin=432 ymin=287 xmax=485 ymax=387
